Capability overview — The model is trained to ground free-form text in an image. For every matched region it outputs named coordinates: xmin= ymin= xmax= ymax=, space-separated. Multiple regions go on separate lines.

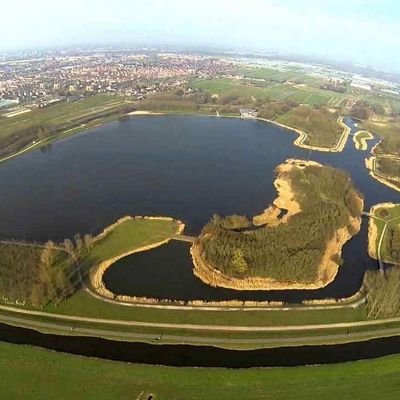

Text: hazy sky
xmin=2 ymin=0 xmax=400 ymax=72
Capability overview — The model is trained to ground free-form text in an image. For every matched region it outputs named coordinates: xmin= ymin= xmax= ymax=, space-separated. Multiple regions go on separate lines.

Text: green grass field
xmin=1 ymin=341 xmax=400 ymax=399
xmin=191 ymin=77 xmax=347 ymax=107
xmin=0 ymin=95 xmax=126 ymax=140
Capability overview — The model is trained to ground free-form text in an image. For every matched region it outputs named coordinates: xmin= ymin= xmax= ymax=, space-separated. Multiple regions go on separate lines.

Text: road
xmin=2 ymin=302 xmax=400 ymax=333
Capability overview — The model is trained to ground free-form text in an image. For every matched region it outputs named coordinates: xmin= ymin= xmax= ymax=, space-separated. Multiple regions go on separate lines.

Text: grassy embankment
xmin=0 ymin=94 xmax=131 ymax=160
xmin=1 ymin=342 xmax=400 ymax=399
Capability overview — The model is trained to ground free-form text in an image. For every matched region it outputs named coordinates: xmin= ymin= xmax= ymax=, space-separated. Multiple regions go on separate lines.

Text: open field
xmin=1 ymin=341 xmax=400 ymax=399
xmin=0 ymin=95 xmax=126 ymax=139
xmin=191 ymin=77 xmax=348 ymax=107
xmin=238 ymin=67 xmax=322 ymax=85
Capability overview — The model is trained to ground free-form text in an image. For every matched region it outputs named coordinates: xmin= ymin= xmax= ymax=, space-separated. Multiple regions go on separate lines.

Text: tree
xmin=29 ymin=282 xmax=47 ymax=308
xmin=231 ymin=248 xmax=248 ymax=275
xmin=40 ymin=241 xmax=55 ymax=268
xmin=74 ymin=233 xmax=83 ymax=252
xmin=63 ymin=238 xmax=74 ymax=256
xmin=83 ymin=234 xmax=94 ymax=251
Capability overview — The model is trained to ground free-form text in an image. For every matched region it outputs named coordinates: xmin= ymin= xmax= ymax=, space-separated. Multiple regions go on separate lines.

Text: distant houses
xmin=239 ymin=108 xmax=257 ymax=119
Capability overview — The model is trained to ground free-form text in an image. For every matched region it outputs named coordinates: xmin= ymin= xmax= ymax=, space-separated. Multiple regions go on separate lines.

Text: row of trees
xmin=376 ymin=158 xmax=400 ymax=180
xmin=364 ymin=268 xmax=400 ymax=318
xmin=385 ymin=226 xmax=400 ymax=262
xmin=0 ymin=231 xmax=95 ymax=308
xmin=198 ymin=165 xmax=362 ymax=283
xmin=0 ymin=242 xmax=71 ymax=307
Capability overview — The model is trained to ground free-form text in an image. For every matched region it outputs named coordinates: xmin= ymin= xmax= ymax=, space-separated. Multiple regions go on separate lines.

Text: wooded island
xmin=192 ymin=159 xmax=364 ymax=290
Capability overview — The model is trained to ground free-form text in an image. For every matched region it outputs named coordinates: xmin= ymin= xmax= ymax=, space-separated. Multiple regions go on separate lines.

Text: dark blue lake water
xmin=0 ymin=115 xmax=398 ymax=302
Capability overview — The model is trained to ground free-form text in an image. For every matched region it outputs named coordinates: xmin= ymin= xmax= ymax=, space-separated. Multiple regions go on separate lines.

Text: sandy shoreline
xmin=192 ymin=159 xmax=363 ymax=291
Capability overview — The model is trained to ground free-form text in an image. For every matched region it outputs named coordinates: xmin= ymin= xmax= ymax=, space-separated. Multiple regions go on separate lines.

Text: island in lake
xmin=192 ymin=159 xmax=364 ymax=290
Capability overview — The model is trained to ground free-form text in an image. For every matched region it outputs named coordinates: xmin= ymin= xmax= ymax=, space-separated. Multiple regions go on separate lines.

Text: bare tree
xmin=63 ymin=238 xmax=74 ymax=256
xmin=74 ymin=233 xmax=83 ymax=252
xmin=83 ymin=234 xmax=93 ymax=251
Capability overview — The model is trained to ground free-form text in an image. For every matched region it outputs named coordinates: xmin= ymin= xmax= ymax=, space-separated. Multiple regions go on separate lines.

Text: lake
xmin=0 ymin=115 xmax=398 ymax=302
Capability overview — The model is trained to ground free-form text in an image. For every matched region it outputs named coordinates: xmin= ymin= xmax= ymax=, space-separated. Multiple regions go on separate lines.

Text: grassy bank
xmin=44 ymin=290 xmax=368 ymax=326
xmin=1 ymin=341 xmax=400 ymax=399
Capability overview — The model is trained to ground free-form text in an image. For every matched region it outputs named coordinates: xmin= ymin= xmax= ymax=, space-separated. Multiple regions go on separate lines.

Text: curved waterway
xmin=0 ymin=116 xmax=398 ymax=302
xmin=1 ymin=322 xmax=400 ymax=367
